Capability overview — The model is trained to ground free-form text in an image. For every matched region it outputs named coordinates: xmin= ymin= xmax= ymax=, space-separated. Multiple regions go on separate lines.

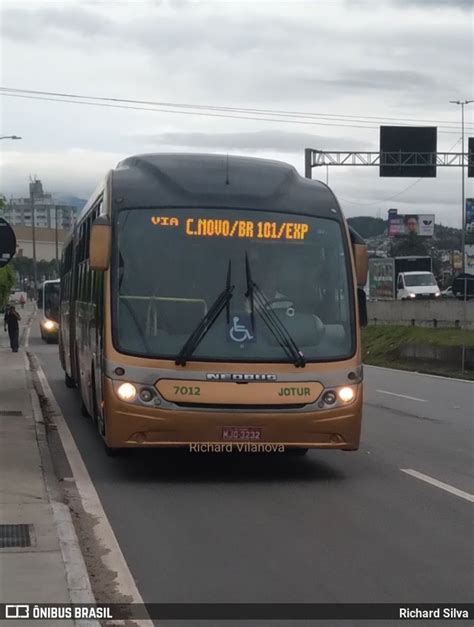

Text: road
xmin=29 ymin=323 xmax=473 ymax=626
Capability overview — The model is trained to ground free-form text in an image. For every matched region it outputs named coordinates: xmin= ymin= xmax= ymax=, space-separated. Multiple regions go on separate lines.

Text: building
xmin=13 ymin=225 xmax=69 ymax=262
xmin=1 ymin=178 xmax=76 ymax=230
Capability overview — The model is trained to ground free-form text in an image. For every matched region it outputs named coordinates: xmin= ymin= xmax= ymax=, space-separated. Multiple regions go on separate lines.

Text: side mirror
xmin=348 ymin=226 xmax=368 ymax=287
xmin=90 ymin=216 xmax=112 ymax=271
xmin=357 ymin=288 xmax=368 ymax=327
xmin=353 ymin=243 xmax=368 ymax=287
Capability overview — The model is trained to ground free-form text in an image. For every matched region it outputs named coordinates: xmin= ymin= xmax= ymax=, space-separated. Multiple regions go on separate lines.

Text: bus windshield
xmin=44 ymin=282 xmax=60 ymax=323
xmin=113 ymin=208 xmax=355 ymax=362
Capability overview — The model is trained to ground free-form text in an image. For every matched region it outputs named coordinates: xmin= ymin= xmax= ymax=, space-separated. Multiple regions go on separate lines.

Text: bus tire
xmin=65 ymin=372 xmax=75 ymax=388
xmin=103 ymin=441 xmax=124 ymax=457
xmin=80 ymin=398 xmax=90 ymax=418
xmin=100 ymin=414 xmax=125 ymax=457
xmin=77 ymin=375 xmax=90 ymax=417
xmin=285 ymin=447 xmax=308 ymax=456
xmin=94 ymin=386 xmax=125 ymax=457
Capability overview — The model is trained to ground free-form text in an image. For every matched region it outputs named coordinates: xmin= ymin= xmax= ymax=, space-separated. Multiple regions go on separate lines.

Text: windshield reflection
xmin=113 ymin=208 xmax=355 ymax=362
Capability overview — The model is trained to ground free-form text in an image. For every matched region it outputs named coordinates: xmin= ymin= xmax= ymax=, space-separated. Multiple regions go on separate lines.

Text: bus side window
xmin=85 ymin=217 xmax=91 ymax=263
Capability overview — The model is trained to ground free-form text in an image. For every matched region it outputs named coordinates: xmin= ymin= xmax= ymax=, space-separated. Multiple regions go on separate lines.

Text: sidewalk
xmin=0 ymin=304 xmax=94 ymax=625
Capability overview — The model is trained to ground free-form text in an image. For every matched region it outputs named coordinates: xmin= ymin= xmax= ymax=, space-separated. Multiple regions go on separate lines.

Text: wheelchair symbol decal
xmin=229 ymin=316 xmax=254 ymax=343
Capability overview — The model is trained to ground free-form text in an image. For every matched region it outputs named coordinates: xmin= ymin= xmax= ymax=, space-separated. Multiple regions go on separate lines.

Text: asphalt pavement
xmin=29 ymin=323 xmax=473 ymax=627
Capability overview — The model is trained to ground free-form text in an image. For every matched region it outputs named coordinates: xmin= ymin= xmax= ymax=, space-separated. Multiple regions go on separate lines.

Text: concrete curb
xmin=23 ymin=313 xmax=99 ymax=627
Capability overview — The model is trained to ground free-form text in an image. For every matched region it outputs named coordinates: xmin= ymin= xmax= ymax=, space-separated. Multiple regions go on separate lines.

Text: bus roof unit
xmin=110 ymin=153 xmax=340 ymax=218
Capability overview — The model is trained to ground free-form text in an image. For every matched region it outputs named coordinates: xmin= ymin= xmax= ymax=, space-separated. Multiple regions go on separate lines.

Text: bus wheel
xmin=103 ymin=440 xmax=124 ymax=457
xmin=101 ymin=423 xmax=125 ymax=457
xmin=80 ymin=398 xmax=90 ymax=418
xmin=65 ymin=372 xmax=75 ymax=388
xmin=285 ymin=447 xmax=309 ymax=456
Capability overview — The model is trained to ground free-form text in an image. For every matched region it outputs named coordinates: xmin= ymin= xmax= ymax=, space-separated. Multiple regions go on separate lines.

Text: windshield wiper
xmin=245 ymin=253 xmax=306 ymax=368
xmin=175 ymin=260 xmax=234 ymax=366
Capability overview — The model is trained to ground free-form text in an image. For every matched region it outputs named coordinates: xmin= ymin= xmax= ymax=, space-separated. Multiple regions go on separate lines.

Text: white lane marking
xmin=376 ymin=389 xmax=427 ymax=402
xmin=401 ymin=469 xmax=474 ymax=503
xmin=366 ymin=364 xmax=473 ymax=384
xmin=35 ymin=363 xmax=153 ymax=626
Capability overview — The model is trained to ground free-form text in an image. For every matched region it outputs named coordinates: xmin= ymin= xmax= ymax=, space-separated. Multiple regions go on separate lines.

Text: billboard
xmin=380 ymin=126 xmax=437 ymax=178
xmin=388 ymin=213 xmax=435 ymax=237
xmin=465 ymin=244 xmax=474 ymax=274
xmin=453 ymin=253 xmax=462 ymax=270
xmin=466 ymin=198 xmax=474 ymax=245
xmin=369 ymin=258 xmax=395 ymax=299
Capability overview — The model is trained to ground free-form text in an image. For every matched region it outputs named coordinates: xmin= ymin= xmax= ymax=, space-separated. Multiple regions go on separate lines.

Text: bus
xmin=59 ymin=154 xmax=368 ymax=455
xmin=39 ymin=279 xmax=60 ymax=343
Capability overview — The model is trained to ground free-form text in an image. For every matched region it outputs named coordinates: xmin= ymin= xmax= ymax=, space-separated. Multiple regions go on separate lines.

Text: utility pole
xmin=55 ymin=205 xmax=59 ymax=270
xmin=450 ymin=99 xmax=473 ymax=273
xmin=30 ymin=183 xmax=38 ymax=301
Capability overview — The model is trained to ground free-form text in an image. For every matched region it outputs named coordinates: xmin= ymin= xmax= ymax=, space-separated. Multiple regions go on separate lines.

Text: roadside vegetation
xmin=0 ymin=264 xmax=15 ymax=310
xmin=362 ymin=325 xmax=474 ymax=380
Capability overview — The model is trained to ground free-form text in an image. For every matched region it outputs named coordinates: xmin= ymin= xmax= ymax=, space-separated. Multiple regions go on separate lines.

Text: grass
xmin=362 ymin=325 xmax=474 ymax=380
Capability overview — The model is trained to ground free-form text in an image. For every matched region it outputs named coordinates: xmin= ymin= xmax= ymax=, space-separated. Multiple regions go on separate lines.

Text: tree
xmin=390 ymin=233 xmax=429 ymax=257
xmin=11 ymin=256 xmax=33 ymax=283
xmin=0 ymin=264 xmax=15 ymax=310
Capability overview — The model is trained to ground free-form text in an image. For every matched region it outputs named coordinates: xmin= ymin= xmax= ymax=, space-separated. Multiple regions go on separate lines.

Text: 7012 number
xmin=174 ymin=386 xmax=201 ymax=396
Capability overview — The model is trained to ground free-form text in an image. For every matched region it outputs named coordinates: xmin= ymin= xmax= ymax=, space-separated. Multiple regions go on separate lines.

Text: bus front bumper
xmin=103 ymin=378 xmax=363 ymax=451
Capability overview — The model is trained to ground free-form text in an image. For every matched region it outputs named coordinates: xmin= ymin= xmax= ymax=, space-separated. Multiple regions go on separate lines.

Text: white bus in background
xmin=39 ymin=279 xmax=60 ymax=343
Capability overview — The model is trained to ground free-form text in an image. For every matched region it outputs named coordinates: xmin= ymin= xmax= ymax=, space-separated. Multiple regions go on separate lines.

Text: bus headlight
xmin=44 ymin=320 xmax=57 ymax=330
xmin=117 ymin=382 xmax=137 ymax=402
xmin=338 ymin=386 xmax=355 ymax=403
xmin=409 ymin=293 xmax=416 ymax=299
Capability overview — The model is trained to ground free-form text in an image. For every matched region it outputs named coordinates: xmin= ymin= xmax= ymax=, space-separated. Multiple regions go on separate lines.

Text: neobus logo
xmin=206 ymin=373 xmax=277 ymax=382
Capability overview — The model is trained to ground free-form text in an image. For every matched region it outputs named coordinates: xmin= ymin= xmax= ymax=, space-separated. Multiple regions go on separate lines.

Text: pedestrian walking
xmin=19 ymin=293 xmax=26 ymax=309
xmin=4 ymin=304 xmax=21 ymax=352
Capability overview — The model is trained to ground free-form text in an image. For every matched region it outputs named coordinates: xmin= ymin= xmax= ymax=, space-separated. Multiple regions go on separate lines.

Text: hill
xmin=347 ymin=217 xmax=386 ymax=238
xmin=52 ymin=194 xmax=87 ymax=211
xmin=347 ymin=216 xmax=461 ymax=251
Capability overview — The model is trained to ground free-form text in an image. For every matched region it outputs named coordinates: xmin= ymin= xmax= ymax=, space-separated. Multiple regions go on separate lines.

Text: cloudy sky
xmin=0 ymin=0 xmax=473 ymax=226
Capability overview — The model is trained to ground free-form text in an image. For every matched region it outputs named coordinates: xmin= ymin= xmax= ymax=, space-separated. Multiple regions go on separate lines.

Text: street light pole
xmin=55 ymin=205 xmax=59 ymax=269
xmin=30 ymin=187 xmax=38 ymax=302
xmin=450 ymin=99 xmax=473 ymax=273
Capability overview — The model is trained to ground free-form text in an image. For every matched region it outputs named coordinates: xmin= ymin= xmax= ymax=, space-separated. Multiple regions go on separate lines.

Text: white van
xmin=396 ymin=271 xmax=441 ymax=300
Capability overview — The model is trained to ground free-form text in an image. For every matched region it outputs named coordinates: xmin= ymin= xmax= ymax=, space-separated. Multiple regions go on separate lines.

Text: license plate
xmin=222 ymin=427 xmax=262 ymax=441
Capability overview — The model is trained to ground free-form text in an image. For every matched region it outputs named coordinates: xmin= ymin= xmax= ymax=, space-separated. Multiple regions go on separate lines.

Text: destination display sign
xmin=150 ymin=215 xmax=310 ymax=241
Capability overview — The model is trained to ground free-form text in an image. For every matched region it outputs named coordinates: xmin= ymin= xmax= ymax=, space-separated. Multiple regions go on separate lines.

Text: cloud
xmin=1 ymin=5 xmax=110 ymax=42
xmin=1 ymin=0 xmax=472 ymax=227
xmin=134 ymin=129 xmax=369 ymax=153
xmin=389 ymin=0 xmax=473 ymax=9
xmin=0 ymin=149 xmax=125 ymax=199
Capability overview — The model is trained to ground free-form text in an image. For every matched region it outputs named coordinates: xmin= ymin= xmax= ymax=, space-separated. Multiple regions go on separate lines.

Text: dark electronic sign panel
xmin=380 ymin=126 xmax=437 ymax=178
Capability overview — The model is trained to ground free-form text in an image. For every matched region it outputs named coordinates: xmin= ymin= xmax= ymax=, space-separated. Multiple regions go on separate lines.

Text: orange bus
xmin=59 ymin=153 xmax=368 ymax=455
